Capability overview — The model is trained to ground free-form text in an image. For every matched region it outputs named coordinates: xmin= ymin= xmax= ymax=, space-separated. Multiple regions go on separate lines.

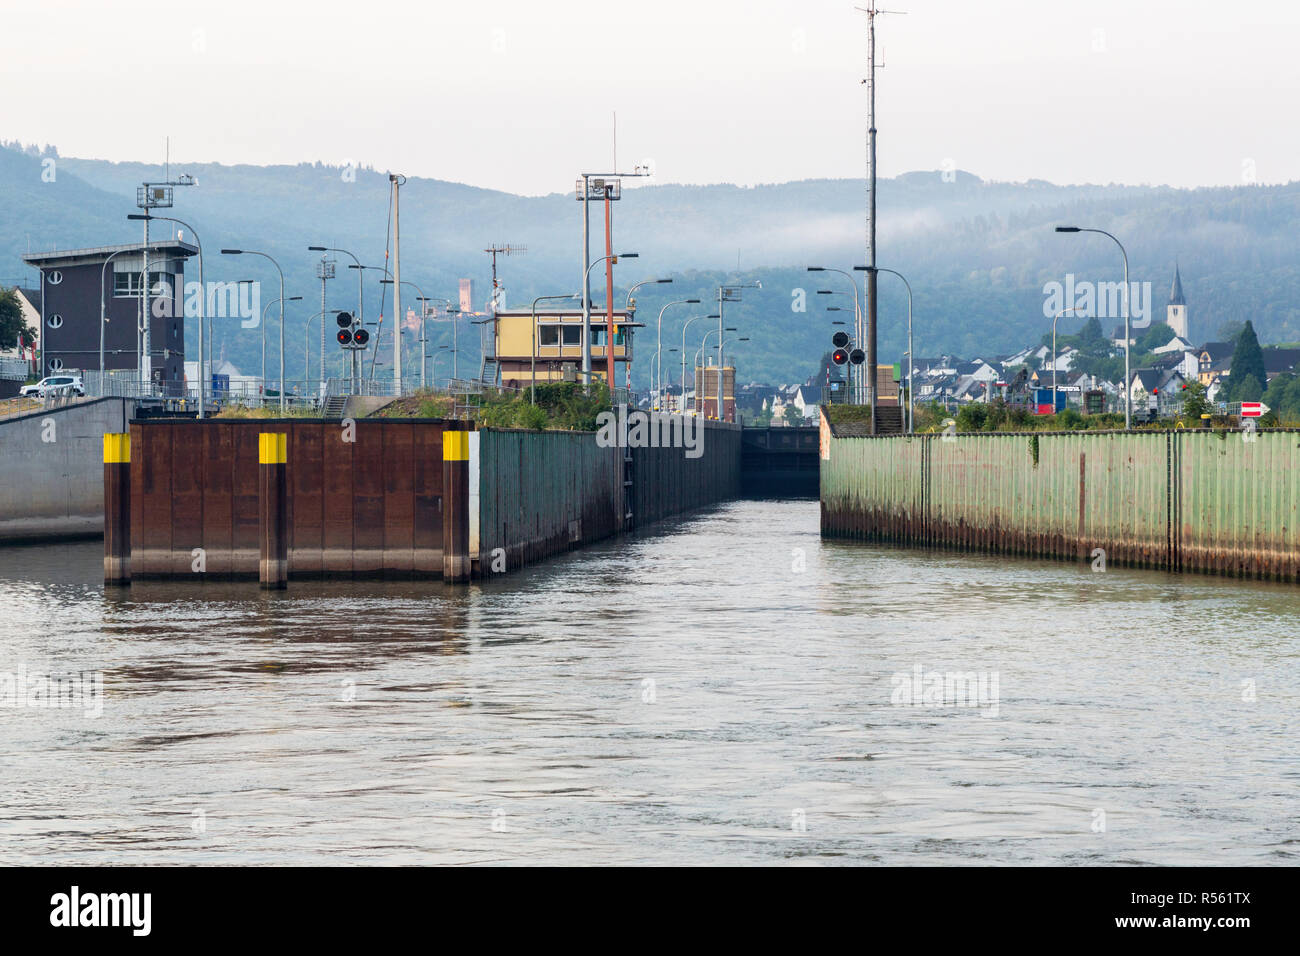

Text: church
xmin=1166 ymin=265 xmax=1189 ymax=341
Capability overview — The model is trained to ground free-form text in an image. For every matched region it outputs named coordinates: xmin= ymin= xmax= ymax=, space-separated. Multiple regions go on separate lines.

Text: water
xmin=1 ymin=499 xmax=1296 ymax=865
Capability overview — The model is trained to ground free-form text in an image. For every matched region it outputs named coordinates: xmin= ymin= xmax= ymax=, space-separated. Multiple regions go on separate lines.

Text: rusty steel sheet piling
xmin=821 ymin=429 xmax=1300 ymax=582
xmin=102 ymin=433 xmax=130 ymax=586
xmin=258 ymin=432 xmax=288 ymax=589
xmin=441 ymin=424 xmax=471 ymax=583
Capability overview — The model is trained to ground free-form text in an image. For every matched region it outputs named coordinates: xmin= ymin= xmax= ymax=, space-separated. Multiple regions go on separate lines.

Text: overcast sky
xmin=5 ymin=0 xmax=1298 ymax=195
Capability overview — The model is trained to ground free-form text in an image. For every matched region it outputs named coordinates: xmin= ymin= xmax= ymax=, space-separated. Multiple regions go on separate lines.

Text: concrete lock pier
xmin=102 ymin=414 xmax=747 ymax=585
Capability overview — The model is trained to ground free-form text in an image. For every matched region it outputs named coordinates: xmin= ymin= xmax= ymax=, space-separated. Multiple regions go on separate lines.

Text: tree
xmin=0 ymin=288 xmax=34 ymax=352
xmin=1227 ymin=320 xmax=1266 ymax=402
xmin=1180 ymin=380 xmax=1211 ymax=421
xmin=782 ymin=404 xmax=804 ymax=427
xmin=1136 ymin=321 xmax=1176 ymax=353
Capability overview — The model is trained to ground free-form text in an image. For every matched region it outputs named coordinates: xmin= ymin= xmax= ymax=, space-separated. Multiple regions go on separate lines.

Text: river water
xmin=0 ymin=499 xmax=1296 ymax=865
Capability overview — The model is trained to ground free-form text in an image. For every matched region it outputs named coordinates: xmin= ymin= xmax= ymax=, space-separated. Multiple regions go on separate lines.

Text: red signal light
xmin=832 ymin=348 xmax=849 ymax=366
xmin=337 ymin=329 xmax=353 ymax=345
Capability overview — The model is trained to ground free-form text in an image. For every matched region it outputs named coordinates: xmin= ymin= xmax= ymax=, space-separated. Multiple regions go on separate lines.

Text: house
xmin=1129 ymin=367 xmax=1186 ymax=417
xmin=1197 ymin=342 xmax=1234 ymax=385
xmin=1262 ymin=348 xmax=1300 ymax=380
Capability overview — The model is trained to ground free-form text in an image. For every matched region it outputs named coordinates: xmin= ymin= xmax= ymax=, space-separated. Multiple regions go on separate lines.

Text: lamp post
xmin=303 ymin=310 xmax=331 ymax=384
xmin=222 ymin=248 xmax=287 ymax=412
xmin=577 ymin=168 xmax=652 ymax=383
xmin=381 ymin=278 xmax=429 ymax=388
xmin=809 ymin=267 xmax=863 ymax=401
xmin=97 ymin=248 xmax=132 ymax=394
xmin=680 ymin=313 xmax=719 ymax=416
xmin=700 ymin=326 xmax=738 ymax=420
xmin=430 ymin=346 xmax=456 ymax=389
xmin=715 ymin=282 xmax=760 ymax=423
xmin=309 ymin=246 xmax=364 ymax=391
xmin=583 ymin=252 xmax=637 ymax=391
xmin=420 ymin=298 xmax=460 ymax=382
xmin=129 ymin=213 xmax=206 ymax=415
xmin=256 ymin=295 xmax=302 ymax=399
xmin=652 ymin=298 xmax=699 ymax=404
xmin=1051 ymin=306 xmax=1086 ymax=413
xmin=1055 ymin=226 xmax=1131 ymax=428
xmin=872 ymin=267 xmax=913 ymax=434
xmin=531 ymin=293 xmax=579 ymax=403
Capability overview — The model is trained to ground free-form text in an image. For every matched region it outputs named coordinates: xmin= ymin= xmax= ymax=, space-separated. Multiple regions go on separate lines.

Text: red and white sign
xmin=1240 ymin=402 xmax=1269 ymax=418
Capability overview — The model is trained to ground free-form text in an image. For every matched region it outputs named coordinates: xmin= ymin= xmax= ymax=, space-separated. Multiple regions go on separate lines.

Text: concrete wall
xmin=0 ymin=397 xmax=135 ymax=542
xmin=821 ymin=429 xmax=1300 ymax=580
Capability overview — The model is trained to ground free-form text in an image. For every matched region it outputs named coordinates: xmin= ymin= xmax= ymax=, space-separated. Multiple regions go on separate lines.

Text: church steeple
xmin=1169 ymin=264 xmax=1186 ymax=307
xmin=1167 ymin=263 xmax=1189 ymax=340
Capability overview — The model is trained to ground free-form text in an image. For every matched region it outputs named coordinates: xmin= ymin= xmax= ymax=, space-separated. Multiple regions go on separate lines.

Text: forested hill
xmin=3 ymin=140 xmax=1299 ymax=385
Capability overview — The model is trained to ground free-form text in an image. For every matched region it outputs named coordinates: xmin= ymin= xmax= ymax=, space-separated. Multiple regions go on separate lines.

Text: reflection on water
xmin=0 ymin=500 xmax=1296 ymax=864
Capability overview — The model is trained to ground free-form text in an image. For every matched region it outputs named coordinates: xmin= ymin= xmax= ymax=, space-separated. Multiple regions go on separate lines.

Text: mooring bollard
xmin=103 ymin=432 xmax=131 ymax=587
xmin=442 ymin=425 xmax=470 ymax=583
xmin=259 ymin=432 xmax=288 ymax=589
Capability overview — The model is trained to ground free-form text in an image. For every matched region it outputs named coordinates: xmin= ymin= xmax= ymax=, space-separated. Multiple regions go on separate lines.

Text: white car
xmin=20 ymin=375 xmax=85 ymax=398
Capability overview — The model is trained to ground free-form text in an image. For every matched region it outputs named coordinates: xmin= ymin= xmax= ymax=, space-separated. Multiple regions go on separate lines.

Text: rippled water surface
xmin=1 ymin=499 xmax=1297 ymax=864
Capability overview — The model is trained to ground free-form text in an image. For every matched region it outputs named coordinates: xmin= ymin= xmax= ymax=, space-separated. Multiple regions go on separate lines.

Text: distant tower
xmin=1167 ymin=264 xmax=1189 ymax=340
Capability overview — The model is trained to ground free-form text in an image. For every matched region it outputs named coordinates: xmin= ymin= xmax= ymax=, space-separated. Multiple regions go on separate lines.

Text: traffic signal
xmin=849 ymin=348 xmax=865 ymax=365
xmin=832 ymin=348 xmax=849 ymax=365
xmin=336 ymin=311 xmax=367 ymax=350
xmin=832 ymin=331 xmax=850 ymax=348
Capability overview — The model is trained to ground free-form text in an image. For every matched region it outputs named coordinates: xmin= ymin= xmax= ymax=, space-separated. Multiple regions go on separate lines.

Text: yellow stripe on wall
xmin=443 ymin=431 xmax=469 ymax=461
xmin=259 ymin=432 xmax=288 ymax=464
xmin=103 ymin=433 xmax=130 ymax=464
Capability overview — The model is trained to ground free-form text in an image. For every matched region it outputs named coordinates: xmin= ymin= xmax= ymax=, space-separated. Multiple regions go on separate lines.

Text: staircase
xmin=479 ymin=357 xmax=500 ymax=386
xmin=875 ymin=405 xmax=905 ymax=434
xmin=321 ymin=395 xmax=348 ymax=419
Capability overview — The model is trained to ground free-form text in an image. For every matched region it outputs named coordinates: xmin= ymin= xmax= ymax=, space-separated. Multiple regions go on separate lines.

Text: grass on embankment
xmin=372 ymin=383 xmax=613 ymax=431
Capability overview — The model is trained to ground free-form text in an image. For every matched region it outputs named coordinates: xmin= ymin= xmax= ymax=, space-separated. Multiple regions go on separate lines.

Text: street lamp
xmin=701 ymin=325 xmax=738 ymax=419
xmin=309 ymin=246 xmax=365 ymax=391
xmin=680 ymin=314 xmax=719 ymax=417
xmin=583 ymin=253 xmax=638 ymax=390
xmin=577 ymin=167 xmax=652 ymax=383
xmin=809 ymin=267 xmax=863 ymax=401
xmin=222 ymin=248 xmax=287 ymax=412
xmin=531 ymin=293 xmax=579 ymax=403
xmin=1055 ymin=225 xmax=1131 ymax=428
xmin=873 ymin=267 xmax=913 ymax=434
xmin=652 ymin=298 xmax=699 ymax=402
xmin=429 ymin=346 xmax=456 ymax=390
xmin=97 ymin=248 xmax=132 ymax=393
xmin=381 ymin=278 xmax=431 ymax=388
xmin=130 ymin=213 xmax=207 ymax=415
xmin=1051 ymin=306 xmax=1087 ymax=413
xmin=714 ymin=283 xmax=759 ymax=422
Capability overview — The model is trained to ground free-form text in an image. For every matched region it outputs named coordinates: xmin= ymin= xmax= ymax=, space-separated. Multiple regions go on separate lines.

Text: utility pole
xmin=858 ymin=2 xmax=903 ymax=429
xmin=577 ymin=167 xmax=650 ymax=386
xmin=390 ymin=174 xmax=405 ymax=395
xmin=316 ymin=255 xmax=334 ymax=398
xmin=135 ymin=173 xmax=195 ymax=389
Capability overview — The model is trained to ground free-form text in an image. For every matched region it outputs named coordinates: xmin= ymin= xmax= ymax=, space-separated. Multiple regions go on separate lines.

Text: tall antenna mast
xmin=856 ymin=1 xmax=904 ymax=426
xmin=483 ymin=243 xmax=527 ymax=313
